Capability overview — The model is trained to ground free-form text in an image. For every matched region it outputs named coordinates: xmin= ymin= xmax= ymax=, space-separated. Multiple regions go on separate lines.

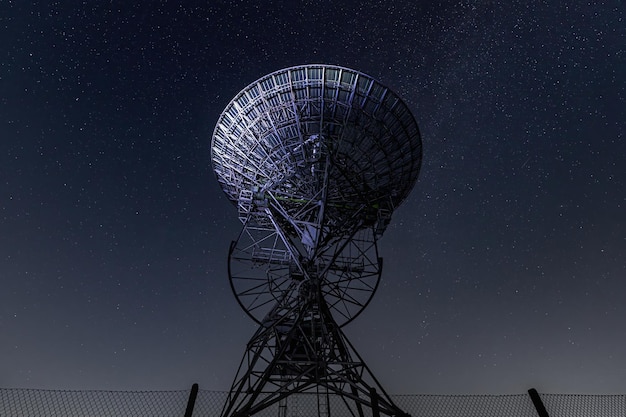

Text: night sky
xmin=2 ymin=1 xmax=624 ymax=395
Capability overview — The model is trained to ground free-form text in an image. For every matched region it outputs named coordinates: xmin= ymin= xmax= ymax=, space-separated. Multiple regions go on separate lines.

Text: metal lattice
xmin=0 ymin=388 xmax=192 ymax=416
xmin=211 ymin=64 xmax=422 ymax=232
xmin=211 ymin=64 xmax=422 ymax=417
xmin=540 ymin=393 xmax=626 ymax=417
xmin=1 ymin=388 xmax=625 ymax=417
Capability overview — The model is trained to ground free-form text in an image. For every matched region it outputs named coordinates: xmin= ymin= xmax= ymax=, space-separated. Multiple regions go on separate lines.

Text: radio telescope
xmin=212 ymin=64 xmax=422 ymax=417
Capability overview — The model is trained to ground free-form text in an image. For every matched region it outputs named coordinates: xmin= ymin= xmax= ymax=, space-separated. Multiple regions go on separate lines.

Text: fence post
xmin=184 ymin=383 xmax=199 ymax=417
xmin=528 ymin=388 xmax=550 ymax=417
xmin=370 ymin=387 xmax=381 ymax=417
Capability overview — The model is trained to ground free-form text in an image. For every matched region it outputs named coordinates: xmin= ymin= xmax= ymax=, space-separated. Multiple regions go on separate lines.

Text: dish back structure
xmin=212 ymin=64 xmax=422 ymax=417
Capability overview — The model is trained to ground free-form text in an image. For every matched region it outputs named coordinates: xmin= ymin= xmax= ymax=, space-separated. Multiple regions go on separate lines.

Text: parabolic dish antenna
xmin=212 ymin=64 xmax=421 ymax=417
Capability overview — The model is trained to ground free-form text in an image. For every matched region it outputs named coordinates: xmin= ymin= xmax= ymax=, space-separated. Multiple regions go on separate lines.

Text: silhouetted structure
xmin=211 ymin=64 xmax=422 ymax=417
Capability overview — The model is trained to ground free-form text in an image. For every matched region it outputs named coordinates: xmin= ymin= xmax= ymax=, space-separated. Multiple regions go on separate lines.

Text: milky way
xmin=2 ymin=1 xmax=624 ymax=394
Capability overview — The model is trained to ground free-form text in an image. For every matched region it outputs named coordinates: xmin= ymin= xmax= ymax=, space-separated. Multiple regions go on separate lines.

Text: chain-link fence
xmin=539 ymin=393 xmax=626 ymax=417
xmin=0 ymin=387 xmax=220 ymax=417
xmin=1 ymin=387 xmax=624 ymax=416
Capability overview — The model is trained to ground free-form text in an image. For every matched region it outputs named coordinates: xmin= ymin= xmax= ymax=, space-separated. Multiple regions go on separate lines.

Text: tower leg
xmin=219 ymin=294 xmax=409 ymax=417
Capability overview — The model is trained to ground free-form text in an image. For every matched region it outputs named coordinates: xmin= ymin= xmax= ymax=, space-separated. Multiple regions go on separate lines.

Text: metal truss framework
xmin=220 ymin=277 xmax=408 ymax=417
xmin=211 ymin=65 xmax=421 ymax=417
xmin=212 ymin=65 xmax=422 ymax=240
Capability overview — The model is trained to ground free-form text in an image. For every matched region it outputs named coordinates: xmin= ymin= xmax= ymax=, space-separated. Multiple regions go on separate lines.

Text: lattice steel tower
xmin=211 ymin=64 xmax=422 ymax=417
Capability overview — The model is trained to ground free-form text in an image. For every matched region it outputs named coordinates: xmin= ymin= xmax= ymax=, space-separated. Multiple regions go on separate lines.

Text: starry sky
xmin=1 ymin=0 xmax=624 ymax=395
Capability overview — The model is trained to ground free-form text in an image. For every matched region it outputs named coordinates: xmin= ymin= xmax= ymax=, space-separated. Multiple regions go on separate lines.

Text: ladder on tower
xmin=277 ymin=395 xmax=300 ymax=417
xmin=278 ymin=397 xmax=287 ymax=417
xmin=317 ymin=384 xmax=330 ymax=417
